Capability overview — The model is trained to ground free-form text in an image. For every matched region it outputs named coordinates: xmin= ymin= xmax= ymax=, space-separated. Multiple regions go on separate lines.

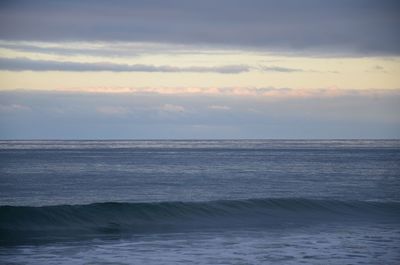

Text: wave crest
xmin=1 ymin=198 xmax=399 ymax=244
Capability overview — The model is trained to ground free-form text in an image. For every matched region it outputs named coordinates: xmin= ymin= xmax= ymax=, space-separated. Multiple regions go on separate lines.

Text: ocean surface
xmin=0 ymin=140 xmax=399 ymax=264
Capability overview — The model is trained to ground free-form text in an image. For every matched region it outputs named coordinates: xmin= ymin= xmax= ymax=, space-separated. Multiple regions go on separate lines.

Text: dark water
xmin=0 ymin=140 xmax=399 ymax=264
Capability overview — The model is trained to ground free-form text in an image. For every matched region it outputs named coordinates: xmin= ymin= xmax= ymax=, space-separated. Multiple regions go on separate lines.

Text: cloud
xmin=0 ymin=1 xmax=399 ymax=56
xmin=160 ymin=104 xmax=185 ymax=113
xmin=0 ymin=41 xmax=241 ymax=58
xmin=0 ymin=57 xmax=250 ymax=73
xmin=259 ymin=66 xmax=340 ymax=74
xmin=0 ymin=88 xmax=399 ymax=139
xmin=208 ymin=105 xmax=231 ymax=111
xmin=96 ymin=106 xmax=130 ymax=115
xmin=57 ymin=86 xmax=397 ymax=98
xmin=0 ymin=103 xmax=31 ymax=112
xmin=260 ymin=66 xmax=303 ymax=73
xmin=364 ymin=65 xmax=389 ymax=74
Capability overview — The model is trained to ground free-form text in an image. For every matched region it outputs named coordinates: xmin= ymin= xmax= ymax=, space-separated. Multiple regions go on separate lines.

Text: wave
xmin=1 ymin=198 xmax=399 ymax=244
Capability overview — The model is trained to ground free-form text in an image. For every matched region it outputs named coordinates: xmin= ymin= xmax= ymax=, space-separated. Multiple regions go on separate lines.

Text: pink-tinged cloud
xmin=60 ymin=86 xmax=400 ymax=99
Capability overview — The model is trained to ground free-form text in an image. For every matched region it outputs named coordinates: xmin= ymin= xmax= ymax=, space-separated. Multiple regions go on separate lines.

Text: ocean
xmin=0 ymin=140 xmax=399 ymax=264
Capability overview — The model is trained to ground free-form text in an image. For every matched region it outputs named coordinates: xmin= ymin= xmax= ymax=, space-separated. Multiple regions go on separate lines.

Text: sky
xmin=0 ymin=0 xmax=399 ymax=139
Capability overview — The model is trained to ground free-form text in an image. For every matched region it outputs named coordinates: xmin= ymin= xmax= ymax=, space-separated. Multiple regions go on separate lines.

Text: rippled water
xmin=1 ymin=140 xmax=399 ymax=264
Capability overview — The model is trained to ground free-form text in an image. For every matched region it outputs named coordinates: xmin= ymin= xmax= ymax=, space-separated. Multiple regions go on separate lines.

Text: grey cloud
xmin=0 ymin=57 xmax=250 ymax=73
xmin=0 ymin=1 xmax=399 ymax=56
xmin=260 ymin=66 xmax=340 ymax=74
xmin=261 ymin=66 xmax=303 ymax=73
xmin=0 ymin=41 xmax=223 ymax=57
xmin=365 ymin=65 xmax=388 ymax=73
xmin=0 ymin=42 xmax=140 ymax=57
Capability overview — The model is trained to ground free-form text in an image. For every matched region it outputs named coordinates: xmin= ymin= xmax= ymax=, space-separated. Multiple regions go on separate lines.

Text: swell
xmin=1 ymin=198 xmax=399 ymax=244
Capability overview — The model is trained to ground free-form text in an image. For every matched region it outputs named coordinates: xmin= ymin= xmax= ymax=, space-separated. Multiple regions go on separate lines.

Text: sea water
xmin=0 ymin=140 xmax=399 ymax=264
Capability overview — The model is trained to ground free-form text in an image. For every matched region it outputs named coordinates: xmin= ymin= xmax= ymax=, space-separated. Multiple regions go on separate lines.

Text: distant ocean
xmin=1 ymin=140 xmax=399 ymax=264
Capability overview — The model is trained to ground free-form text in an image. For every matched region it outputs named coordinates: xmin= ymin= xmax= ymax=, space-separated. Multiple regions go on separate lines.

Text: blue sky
xmin=0 ymin=0 xmax=399 ymax=139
